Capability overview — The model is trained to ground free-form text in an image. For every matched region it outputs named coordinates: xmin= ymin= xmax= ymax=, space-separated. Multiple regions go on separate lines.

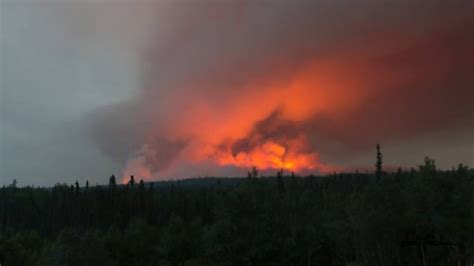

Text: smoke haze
xmin=2 ymin=0 xmax=473 ymax=184
xmin=87 ymin=0 xmax=474 ymax=181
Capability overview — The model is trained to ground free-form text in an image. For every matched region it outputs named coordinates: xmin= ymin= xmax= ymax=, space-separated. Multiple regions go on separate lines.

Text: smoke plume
xmin=87 ymin=0 xmax=474 ymax=181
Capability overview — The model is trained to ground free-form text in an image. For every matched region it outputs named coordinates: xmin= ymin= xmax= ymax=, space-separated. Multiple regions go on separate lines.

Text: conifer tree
xmin=148 ymin=182 xmax=154 ymax=193
xmin=9 ymin=179 xmax=17 ymax=188
xmin=129 ymin=175 xmax=135 ymax=188
xmin=375 ymin=144 xmax=383 ymax=180
xmin=248 ymin=166 xmax=259 ymax=179
xmin=109 ymin=175 xmax=117 ymax=189
xmin=291 ymin=171 xmax=297 ymax=192
xmin=277 ymin=168 xmax=285 ymax=194
xmin=419 ymin=156 xmax=436 ymax=174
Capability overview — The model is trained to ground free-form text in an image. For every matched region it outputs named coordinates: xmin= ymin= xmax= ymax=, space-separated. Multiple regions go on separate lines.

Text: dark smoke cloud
xmin=312 ymin=23 xmax=473 ymax=152
xmin=87 ymin=0 xmax=474 ymax=179
xmin=231 ymin=109 xmax=302 ymax=157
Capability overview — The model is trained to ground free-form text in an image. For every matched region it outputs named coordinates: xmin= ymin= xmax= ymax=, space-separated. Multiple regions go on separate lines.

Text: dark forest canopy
xmin=1 ymin=157 xmax=473 ymax=266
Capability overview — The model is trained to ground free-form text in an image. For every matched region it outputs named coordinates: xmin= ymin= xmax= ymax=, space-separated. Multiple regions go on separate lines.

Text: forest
xmin=1 ymin=155 xmax=473 ymax=266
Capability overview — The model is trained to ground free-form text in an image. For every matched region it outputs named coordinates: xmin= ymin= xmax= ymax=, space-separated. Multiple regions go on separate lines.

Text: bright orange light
xmin=211 ymin=137 xmax=323 ymax=173
xmin=123 ymin=58 xmax=366 ymax=179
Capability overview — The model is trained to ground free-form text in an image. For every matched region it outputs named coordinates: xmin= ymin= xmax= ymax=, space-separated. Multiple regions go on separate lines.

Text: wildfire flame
xmin=216 ymin=140 xmax=317 ymax=172
xmin=119 ymin=59 xmax=360 ymax=182
xmin=80 ymin=3 xmax=471 ymax=184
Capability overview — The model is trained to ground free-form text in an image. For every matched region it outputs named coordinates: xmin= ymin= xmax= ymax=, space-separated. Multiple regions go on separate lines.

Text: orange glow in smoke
xmin=108 ymin=24 xmax=468 ymax=182
xmin=122 ymin=153 xmax=151 ymax=184
xmin=122 ymin=57 xmax=375 ymax=181
xmin=216 ymin=140 xmax=318 ymax=172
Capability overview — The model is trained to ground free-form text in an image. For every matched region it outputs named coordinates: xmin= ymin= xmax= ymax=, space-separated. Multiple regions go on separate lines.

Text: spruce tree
xmin=249 ymin=166 xmax=259 ymax=179
xmin=109 ymin=175 xmax=117 ymax=188
xmin=291 ymin=171 xmax=296 ymax=191
xmin=375 ymin=144 xmax=383 ymax=180
xmin=277 ymin=168 xmax=285 ymax=194
xmin=148 ymin=182 xmax=154 ymax=193
xmin=129 ymin=175 xmax=135 ymax=188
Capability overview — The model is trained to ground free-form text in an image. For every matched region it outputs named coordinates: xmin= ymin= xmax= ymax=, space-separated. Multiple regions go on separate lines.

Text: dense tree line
xmin=1 ymin=155 xmax=473 ymax=265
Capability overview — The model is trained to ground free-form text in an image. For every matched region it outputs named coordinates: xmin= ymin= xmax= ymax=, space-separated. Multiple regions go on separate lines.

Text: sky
xmin=1 ymin=0 xmax=473 ymax=186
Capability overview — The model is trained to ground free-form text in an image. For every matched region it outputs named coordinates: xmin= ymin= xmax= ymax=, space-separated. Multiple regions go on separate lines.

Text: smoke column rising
xmin=87 ymin=0 xmax=474 ymax=181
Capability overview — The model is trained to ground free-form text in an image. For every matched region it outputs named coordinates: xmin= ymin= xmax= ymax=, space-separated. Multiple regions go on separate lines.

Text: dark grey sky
xmin=1 ymin=0 xmax=473 ymax=186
